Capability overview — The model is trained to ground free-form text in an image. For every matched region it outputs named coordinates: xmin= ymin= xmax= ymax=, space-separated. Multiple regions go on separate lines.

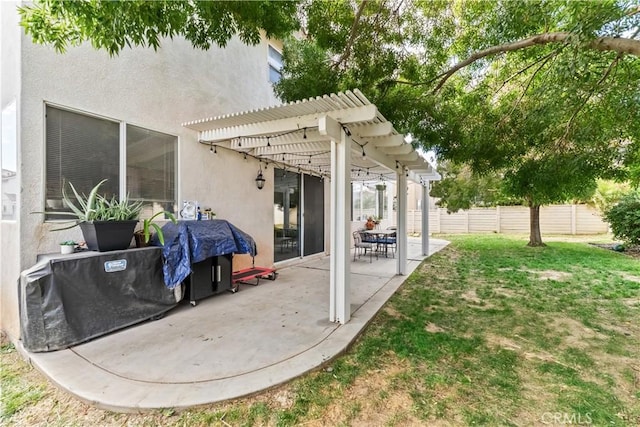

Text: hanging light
xmin=255 ymin=166 xmax=266 ymax=190
xmin=303 ymin=127 xmax=307 ymax=139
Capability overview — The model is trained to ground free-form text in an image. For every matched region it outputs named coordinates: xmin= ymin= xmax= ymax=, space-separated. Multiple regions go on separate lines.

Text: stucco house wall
xmin=1 ymin=2 xmax=285 ymax=340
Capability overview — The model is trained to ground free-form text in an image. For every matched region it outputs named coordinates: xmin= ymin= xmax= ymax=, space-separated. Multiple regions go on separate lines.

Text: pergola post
xmin=396 ymin=169 xmax=407 ymax=275
xmin=422 ymin=180 xmax=430 ymax=256
xmin=321 ymin=116 xmax=351 ymax=324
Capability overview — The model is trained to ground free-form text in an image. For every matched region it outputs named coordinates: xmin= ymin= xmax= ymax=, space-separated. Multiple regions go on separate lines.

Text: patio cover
xmin=183 ymin=89 xmax=439 ymax=324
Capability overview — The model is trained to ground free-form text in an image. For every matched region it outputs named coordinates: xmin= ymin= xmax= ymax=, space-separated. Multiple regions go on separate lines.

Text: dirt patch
xmin=425 ymin=323 xmax=446 ymax=333
xmin=550 ymin=317 xmax=607 ymax=349
xmin=485 ymin=334 xmax=522 ymax=352
xmin=494 ymin=287 xmax=518 ymax=298
xmin=460 ymin=289 xmax=482 ymax=304
xmin=620 ymin=273 xmax=640 ymax=283
xmin=307 ymin=357 xmax=424 ymax=427
xmin=384 ymin=305 xmax=408 ymax=320
xmin=621 ymin=297 xmax=640 ymax=308
xmin=522 ymin=269 xmax=573 ymax=281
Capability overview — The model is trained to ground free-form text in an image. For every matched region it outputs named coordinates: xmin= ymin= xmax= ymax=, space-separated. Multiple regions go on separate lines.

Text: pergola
xmin=183 ymin=89 xmax=439 ymax=324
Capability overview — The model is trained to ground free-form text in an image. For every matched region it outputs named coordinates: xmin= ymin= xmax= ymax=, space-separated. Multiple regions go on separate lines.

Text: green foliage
xmin=37 ymin=179 xmax=143 ymax=230
xmin=18 ymin=0 xmax=300 ymax=56
xmin=275 ymin=0 xmax=639 ymax=243
xmin=604 ymin=190 xmax=640 ymax=245
xmin=141 ymin=210 xmax=177 ymax=245
xmin=587 ymin=180 xmax=631 ymax=214
xmin=430 ymin=162 xmax=521 ymax=212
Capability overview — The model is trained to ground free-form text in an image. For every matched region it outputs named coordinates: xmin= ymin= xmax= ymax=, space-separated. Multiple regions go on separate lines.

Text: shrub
xmin=604 ymin=191 xmax=640 ymax=246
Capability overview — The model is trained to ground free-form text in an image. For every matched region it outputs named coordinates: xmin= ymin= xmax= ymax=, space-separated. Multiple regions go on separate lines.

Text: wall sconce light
xmin=255 ymin=166 xmax=266 ymax=190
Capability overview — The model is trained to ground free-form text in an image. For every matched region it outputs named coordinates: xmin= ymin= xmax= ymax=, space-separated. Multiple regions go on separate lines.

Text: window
xmin=126 ymin=124 xmax=176 ymax=215
xmin=45 ymin=105 xmax=177 ymax=216
xmin=268 ymin=45 xmax=283 ymax=83
xmin=352 ymin=182 xmax=389 ymax=221
xmin=46 ymin=106 xmax=120 ymax=209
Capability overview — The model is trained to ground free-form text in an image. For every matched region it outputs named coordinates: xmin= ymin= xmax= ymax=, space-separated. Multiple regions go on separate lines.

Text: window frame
xmin=43 ymin=102 xmax=178 ymax=220
xmin=267 ymin=44 xmax=283 ymax=83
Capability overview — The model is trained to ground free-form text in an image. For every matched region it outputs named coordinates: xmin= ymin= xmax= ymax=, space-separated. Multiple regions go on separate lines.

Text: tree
xmin=429 ymin=162 xmax=520 ymax=213
xmin=20 ymin=0 xmax=640 ymax=245
xmin=18 ymin=0 xmax=300 ymax=56
xmin=274 ymin=0 xmax=640 ymax=246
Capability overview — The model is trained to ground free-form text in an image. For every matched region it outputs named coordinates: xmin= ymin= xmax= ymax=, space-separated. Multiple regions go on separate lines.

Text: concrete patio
xmin=18 ymin=237 xmax=449 ymax=413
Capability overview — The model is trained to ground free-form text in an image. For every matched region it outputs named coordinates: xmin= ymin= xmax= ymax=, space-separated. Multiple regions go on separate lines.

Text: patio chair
xmin=353 ymin=231 xmax=377 ymax=262
xmin=382 ymin=230 xmax=397 ymax=258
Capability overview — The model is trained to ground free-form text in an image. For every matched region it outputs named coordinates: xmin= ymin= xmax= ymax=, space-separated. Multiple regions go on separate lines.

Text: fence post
xmin=496 ymin=206 xmax=501 ymax=234
xmin=465 ymin=210 xmax=470 ymax=233
xmin=571 ymin=204 xmax=577 ymax=235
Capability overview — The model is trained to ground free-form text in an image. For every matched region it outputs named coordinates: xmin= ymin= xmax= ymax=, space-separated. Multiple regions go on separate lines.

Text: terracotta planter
xmin=80 ymin=220 xmax=138 ymax=252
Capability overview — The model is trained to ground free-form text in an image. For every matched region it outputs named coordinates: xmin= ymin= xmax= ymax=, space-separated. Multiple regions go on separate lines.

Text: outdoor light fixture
xmin=255 ymin=166 xmax=266 ymax=190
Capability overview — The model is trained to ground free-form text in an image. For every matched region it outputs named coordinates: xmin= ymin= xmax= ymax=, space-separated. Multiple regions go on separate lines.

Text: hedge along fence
xmin=407 ymin=204 xmax=609 ymax=235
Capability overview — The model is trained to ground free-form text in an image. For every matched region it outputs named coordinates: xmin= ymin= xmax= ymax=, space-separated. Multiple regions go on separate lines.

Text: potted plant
xmin=134 ymin=210 xmax=177 ymax=247
xmin=59 ymin=240 xmax=77 ymax=254
xmin=39 ymin=179 xmax=143 ymax=252
xmin=365 ymin=216 xmax=376 ymax=230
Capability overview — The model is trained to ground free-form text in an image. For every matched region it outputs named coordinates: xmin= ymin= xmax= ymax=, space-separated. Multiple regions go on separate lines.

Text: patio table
xmin=362 ymin=229 xmax=396 ymax=258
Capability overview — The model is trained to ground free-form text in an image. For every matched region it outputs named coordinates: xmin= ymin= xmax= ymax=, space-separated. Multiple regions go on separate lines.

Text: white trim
xmin=422 ymin=181 xmax=430 ymax=256
xmin=396 ymin=169 xmax=407 ymax=275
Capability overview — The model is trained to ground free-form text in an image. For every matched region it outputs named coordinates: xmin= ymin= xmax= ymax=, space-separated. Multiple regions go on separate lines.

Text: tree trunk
xmin=528 ymin=204 xmax=546 ymax=247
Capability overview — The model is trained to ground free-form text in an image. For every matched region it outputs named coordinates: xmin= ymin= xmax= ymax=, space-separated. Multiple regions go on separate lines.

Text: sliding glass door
xmin=274 ymin=169 xmax=301 ymax=262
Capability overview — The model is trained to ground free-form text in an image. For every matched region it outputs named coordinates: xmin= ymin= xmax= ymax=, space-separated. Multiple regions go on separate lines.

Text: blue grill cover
xmin=153 ymin=220 xmax=257 ymax=288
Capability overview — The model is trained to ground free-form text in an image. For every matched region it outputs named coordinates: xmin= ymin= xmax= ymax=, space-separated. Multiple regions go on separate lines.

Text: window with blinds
xmin=45 ymin=106 xmax=120 ymax=212
xmin=45 ymin=105 xmax=177 ymax=217
xmin=126 ymin=124 xmax=177 ymax=215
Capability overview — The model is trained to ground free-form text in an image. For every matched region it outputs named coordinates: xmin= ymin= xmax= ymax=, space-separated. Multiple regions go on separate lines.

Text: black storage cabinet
xmin=185 ymin=254 xmax=233 ymax=305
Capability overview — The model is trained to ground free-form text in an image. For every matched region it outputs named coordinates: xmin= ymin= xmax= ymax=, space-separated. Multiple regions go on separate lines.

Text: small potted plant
xmin=134 ymin=210 xmax=177 ymax=247
xmin=59 ymin=240 xmax=77 ymax=254
xmin=365 ymin=216 xmax=376 ymax=230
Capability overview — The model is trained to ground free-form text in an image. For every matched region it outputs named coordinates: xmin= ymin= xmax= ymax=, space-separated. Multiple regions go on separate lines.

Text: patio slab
xmin=18 ymin=237 xmax=449 ymax=412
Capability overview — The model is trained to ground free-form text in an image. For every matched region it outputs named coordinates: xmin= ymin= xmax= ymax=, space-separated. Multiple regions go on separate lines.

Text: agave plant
xmin=39 ymin=179 xmax=143 ymax=230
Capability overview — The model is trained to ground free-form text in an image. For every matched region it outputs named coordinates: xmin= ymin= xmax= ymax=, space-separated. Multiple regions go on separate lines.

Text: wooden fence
xmin=405 ymin=204 xmax=609 ymax=235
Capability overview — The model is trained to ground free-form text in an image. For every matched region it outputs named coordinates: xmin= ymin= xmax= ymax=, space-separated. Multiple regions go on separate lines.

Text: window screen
xmin=45 ymin=106 xmax=119 ymax=211
xmin=126 ymin=124 xmax=177 ymax=215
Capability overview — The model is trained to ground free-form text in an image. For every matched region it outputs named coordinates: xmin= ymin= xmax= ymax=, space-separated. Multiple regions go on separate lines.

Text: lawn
xmin=2 ymin=234 xmax=640 ymax=426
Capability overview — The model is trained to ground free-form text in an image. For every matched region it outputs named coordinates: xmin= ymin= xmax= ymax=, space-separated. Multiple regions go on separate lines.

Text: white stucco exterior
xmin=0 ymin=1 xmax=288 ymax=339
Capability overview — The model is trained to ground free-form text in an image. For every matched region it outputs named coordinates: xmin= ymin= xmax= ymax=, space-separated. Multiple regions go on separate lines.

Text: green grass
xmin=4 ymin=234 xmax=640 ymax=426
xmin=0 ymin=342 xmax=47 ymax=420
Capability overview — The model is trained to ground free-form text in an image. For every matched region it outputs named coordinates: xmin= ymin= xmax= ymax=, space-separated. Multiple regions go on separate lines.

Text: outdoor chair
xmin=353 ymin=231 xmax=377 ymax=262
xmin=382 ymin=230 xmax=397 ymax=258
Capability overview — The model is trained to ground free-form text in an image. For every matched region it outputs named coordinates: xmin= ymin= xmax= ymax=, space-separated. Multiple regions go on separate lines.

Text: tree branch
xmin=494 ymin=47 xmax=563 ymax=95
xmin=505 ymin=52 xmax=556 ymax=120
xmin=432 ymin=32 xmax=640 ymax=94
xmin=332 ymin=0 xmax=369 ymax=69
xmin=562 ymin=55 xmax=621 ymax=139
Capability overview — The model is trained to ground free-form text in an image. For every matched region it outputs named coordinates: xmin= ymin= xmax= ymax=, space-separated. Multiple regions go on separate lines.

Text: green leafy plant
xmin=604 ymin=191 xmax=640 ymax=246
xmin=40 ymin=179 xmax=143 ymax=230
xmin=59 ymin=240 xmax=77 ymax=246
xmin=139 ymin=211 xmax=177 ymax=245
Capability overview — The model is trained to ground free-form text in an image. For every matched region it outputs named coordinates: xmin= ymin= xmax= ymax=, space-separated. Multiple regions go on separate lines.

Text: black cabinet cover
xmin=19 ymin=247 xmax=176 ymax=352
